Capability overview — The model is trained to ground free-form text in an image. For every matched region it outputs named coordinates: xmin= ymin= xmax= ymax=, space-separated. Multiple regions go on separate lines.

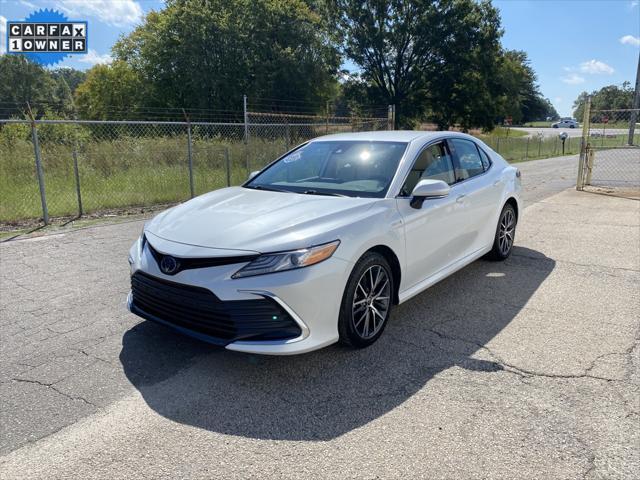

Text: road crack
xmin=11 ymin=377 xmax=97 ymax=407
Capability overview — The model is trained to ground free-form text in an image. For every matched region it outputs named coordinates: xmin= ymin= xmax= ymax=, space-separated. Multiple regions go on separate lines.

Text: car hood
xmin=146 ymin=187 xmax=378 ymax=253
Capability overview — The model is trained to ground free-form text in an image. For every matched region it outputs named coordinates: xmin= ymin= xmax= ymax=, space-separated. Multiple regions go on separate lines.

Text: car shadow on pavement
xmin=120 ymin=246 xmax=554 ymax=441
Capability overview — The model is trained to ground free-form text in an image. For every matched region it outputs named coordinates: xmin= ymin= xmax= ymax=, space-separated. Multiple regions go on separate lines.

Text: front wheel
xmin=338 ymin=252 xmax=393 ymax=348
xmin=487 ymin=203 xmax=517 ymax=261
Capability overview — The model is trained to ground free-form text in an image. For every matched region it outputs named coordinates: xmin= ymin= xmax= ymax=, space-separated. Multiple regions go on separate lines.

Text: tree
xmin=103 ymin=0 xmax=340 ymax=113
xmin=327 ymin=0 xmax=504 ymax=129
xmin=75 ymin=61 xmax=147 ymax=119
xmin=573 ymin=83 xmax=634 ymax=121
xmin=0 ymin=55 xmax=58 ymax=112
xmin=50 ymin=68 xmax=87 ymax=93
xmin=495 ymin=50 xmax=557 ymax=124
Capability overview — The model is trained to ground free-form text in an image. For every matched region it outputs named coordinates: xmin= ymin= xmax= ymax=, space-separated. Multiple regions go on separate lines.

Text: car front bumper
xmin=127 ymin=235 xmax=353 ymax=355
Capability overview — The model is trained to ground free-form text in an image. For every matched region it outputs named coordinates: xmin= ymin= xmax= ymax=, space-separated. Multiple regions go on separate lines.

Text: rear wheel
xmin=487 ymin=203 xmax=517 ymax=261
xmin=338 ymin=252 xmax=393 ymax=348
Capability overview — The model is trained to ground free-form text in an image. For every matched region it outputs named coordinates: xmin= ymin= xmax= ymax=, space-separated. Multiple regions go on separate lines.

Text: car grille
xmin=145 ymin=238 xmax=259 ymax=275
xmin=130 ymin=271 xmax=301 ymax=344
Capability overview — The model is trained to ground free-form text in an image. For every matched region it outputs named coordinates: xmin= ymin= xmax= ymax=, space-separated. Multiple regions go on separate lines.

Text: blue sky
xmin=1 ymin=0 xmax=638 ymax=116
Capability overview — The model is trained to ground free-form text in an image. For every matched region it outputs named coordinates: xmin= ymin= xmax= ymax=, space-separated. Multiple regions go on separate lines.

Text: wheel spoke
xmin=351 ymin=264 xmax=392 ymax=339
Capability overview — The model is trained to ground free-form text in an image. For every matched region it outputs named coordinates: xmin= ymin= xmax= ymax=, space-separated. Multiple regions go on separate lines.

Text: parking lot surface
xmin=1 ymin=154 xmax=638 ymax=479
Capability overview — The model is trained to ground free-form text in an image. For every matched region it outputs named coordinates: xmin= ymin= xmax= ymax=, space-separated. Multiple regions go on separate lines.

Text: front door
xmin=396 ymin=141 xmax=470 ymax=290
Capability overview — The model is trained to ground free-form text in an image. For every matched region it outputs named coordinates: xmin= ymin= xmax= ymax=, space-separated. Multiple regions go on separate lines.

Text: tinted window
xmin=400 ymin=142 xmax=455 ymax=196
xmin=478 ymin=147 xmax=492 ymax=171
xmin=449 ymin=139 xmax=484 ymax=181
xmin=246 ymin=141 xmax=408 ymax=198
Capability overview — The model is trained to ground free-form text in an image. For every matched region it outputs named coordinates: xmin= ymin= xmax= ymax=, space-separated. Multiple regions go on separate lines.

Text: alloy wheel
xmin=351 ymin=265 xmax=391 ymax=339
xmin=498 ymin=208 xmax=515 ymax=256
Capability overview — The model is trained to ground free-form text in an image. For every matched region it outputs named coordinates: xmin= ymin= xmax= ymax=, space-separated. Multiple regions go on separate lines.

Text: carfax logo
xmin=6 ymin=9 xmax=87 ymax=66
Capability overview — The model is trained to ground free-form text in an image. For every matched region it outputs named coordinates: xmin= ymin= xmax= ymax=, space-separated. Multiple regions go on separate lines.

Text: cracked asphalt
xmin=1 ymin=154 xmax=639 ymax=479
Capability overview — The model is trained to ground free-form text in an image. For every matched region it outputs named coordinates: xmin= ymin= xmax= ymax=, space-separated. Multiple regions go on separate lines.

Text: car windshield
xmin=245 ymin=140 xmax=408 ymax=198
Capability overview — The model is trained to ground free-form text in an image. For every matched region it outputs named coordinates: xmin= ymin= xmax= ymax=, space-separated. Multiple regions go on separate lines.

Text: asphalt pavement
xmin=512 ymin=127 xmax=628 ymax=138
xmin=1 ymin=153 xmax=638 ymax=479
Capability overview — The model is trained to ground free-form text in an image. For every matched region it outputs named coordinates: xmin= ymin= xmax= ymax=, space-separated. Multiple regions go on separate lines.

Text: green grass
xmin=481 ymin=127 xmax=528 ymax=138
xmin=1 ymin=126 xmax=638 ymax=225
xmin=522 ymin=121 xmax=554 ymax=128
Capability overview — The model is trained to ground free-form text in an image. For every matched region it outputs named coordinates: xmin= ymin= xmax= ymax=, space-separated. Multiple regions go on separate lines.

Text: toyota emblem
xmin=159 ymin=255 xmax=179 ymax=275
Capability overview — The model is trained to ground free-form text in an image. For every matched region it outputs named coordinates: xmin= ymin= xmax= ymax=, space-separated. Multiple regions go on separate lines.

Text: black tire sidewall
xmin=489 ymin=203 xmax=517 ymax=261
xmin=338 ymin=252 xmax=393 ymax=348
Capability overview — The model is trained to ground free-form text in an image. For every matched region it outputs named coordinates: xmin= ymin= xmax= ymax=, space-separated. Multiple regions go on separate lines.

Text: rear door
xmin=447 ymin=138 xmax=503 ymax=255
xmin=396 ymin=141 xmax=470 ymax=289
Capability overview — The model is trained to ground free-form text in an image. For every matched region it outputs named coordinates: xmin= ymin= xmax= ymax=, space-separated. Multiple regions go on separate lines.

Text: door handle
xmin=456 ymin=194 xmax=466 ymax=203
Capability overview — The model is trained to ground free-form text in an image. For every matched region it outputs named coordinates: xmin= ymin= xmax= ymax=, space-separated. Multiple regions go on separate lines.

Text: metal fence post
xmin=285 ymin=120 xmax=290 ymax=151
xmin=538 ymin=137 xmax=542 ymax=157
xmin=326 ymin=101 xmax=330 ymax=134
xmin=496 ymin=137 xmax=500 ymax=153
xmin=628 ymin=54 xmax=639 ymax=145
xmin=32 ymin=145 xmax=46 ymax=224
xmin=585 ymin=148 xmax=595 ymax=185
xmin=576 ymin=97 xmax=591 ymax=190
xmin=29 ymin=120 xmax=49 ymax=225
xmin=186 ymin=121 xmax=194 ymax=198
xmin=243 ymin=95 xmax=250 ymax=174
xmin=225 ymin=147 xmax=231 ymax=187
xmin=72 ymin=146 xmax=83 ymax=216
xmin=525 ymin=137 xmax=529 ymax=160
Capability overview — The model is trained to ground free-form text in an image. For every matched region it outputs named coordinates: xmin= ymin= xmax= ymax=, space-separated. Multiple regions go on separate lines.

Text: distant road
xmin=512 ymin=127 xmax=628 ymax=138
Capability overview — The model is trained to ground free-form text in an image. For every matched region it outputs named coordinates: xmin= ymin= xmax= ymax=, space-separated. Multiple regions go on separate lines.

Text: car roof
xmin=311 ymin=130 xmax=471 ymax=143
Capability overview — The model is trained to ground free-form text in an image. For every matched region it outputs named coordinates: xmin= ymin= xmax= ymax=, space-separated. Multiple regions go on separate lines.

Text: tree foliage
xmin=573 ymin=82 xmax=634 ymax=120
xmin=495 ymin=50 xmax=558 ymax=124
xmin=87 ymin=0 xmax=340 ymax=114
xmin=75 ymin=61 xmax=148 ymax=119
xmin=0 ymin=55 xmax=86 ymax=118
xmin=328 ymin=0 xmax=505 ymax=129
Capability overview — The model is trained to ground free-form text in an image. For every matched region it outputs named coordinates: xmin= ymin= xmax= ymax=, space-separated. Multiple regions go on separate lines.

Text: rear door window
xmin=448 ymin=139 xmax=485 ymax=181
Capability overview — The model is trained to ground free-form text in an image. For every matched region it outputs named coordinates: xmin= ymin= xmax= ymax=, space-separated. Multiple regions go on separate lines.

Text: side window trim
xmin=396 ymin=140 xmax=456 ymax=197
xmin=446 ymin=138 xmax=493 ymax=183
xmin=476 ymin=144 xmax=492 ymax=172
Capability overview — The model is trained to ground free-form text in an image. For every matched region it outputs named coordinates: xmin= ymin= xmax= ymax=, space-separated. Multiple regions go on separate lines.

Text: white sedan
xmin=127 ymin=131 xmax=522 ymax=354
xmin=552 ymin=118 xmax=579 ymax=128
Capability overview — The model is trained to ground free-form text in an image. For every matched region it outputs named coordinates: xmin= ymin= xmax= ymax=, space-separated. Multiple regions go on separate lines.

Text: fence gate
xmin=577 ymin=103 xmax=640 ymax=197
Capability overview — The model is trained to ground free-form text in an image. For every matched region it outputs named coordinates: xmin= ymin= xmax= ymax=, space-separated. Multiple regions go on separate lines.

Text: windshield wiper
xmin=302 ymin=190 xmax=348 ymax=197
xmin=245 ymin=184 xmax=290 ymax=193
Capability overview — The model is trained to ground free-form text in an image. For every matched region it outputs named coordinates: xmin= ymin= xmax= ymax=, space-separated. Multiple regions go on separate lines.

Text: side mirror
xmin=248 ymin=170 xmax=260 ymax=181
xmin=410 ymin=179 xmax=450 ymax=209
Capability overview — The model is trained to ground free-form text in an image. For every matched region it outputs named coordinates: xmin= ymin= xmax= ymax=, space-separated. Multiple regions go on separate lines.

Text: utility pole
xmin=629 ymin=53 xmax=640 ymax=145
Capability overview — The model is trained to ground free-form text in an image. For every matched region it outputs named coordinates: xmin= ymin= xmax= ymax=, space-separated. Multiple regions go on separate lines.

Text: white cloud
xmin=77 ymin=49 xmax=113 ymax=65
xmin=554 ymin=97 xmax=563 ymax=104
xmin=0 ymin=16 xmax=6 ymax=54
xmin=54 ymin=0 xmax=143 ymax=27
xmin=631 ymin=1 xmax=638 ymax=8
xmin=19 ymin=0 xmax=38 ymax=8
xmin=579 ymin=60 xmax=614 ymax=75
xmin=561 ymin=73 xmax=586 ymax=85
xmin=620 ymin=35 xmax=640 ymax=47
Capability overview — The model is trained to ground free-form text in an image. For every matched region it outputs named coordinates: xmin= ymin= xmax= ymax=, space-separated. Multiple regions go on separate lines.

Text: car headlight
xmin=231 ymin=240 xmax=340 ymax=279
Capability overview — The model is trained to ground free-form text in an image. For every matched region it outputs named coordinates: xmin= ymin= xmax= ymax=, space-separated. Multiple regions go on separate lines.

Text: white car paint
xmin=127 ymin=131 xmax=522 ymax=354
xmin=552 ymin=118 xmax=579 ymax=129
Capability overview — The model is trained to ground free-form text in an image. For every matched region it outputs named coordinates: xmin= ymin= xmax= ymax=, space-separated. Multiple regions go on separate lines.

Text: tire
xmin=553 ymin=125 xmax=558 ymax=128
xmin=487 ymin=203 xmax=517 ymax=261
xmin=570 ymin=125 xmax=575 ymax=128
xmin=338 ymin=252 xmax=394 ymax=348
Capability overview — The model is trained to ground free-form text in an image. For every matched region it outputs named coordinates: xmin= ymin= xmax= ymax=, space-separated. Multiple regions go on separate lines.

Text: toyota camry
xmin=127 ymin=131 xmax=522 ymax=354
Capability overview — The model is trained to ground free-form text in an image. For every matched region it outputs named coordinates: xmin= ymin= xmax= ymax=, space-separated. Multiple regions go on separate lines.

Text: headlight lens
xmin=232 ymin=240 xmax=340 ymax=279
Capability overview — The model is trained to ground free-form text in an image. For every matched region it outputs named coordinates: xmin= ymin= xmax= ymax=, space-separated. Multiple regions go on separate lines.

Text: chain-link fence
xmin=577 ymin=104 xmax=640 ymax=197
xmin=0 ymin=112 xmax=390 ymax=226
